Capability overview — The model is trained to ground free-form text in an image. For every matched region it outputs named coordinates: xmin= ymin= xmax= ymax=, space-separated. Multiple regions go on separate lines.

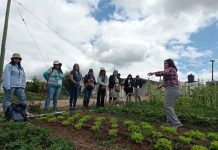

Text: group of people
xmin=2 ymin=53 xmax=182 ymax=128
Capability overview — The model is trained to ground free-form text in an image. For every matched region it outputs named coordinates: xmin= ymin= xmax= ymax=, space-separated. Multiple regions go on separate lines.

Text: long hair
xmin=165 ymin=59 xmax=177 ymax=71
xmin=72 ymin=63 xmax=80 ymax=74
xmin=10 ymin=60 xmax=23 ymax=70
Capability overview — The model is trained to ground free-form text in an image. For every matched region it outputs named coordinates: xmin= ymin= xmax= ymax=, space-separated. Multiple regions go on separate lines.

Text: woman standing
xmin=2 ymin=53 xmax=26 ymax=113
xmin=148 ymin=59 xmax=182 ymax=128
xmin=108 ymin=70 xmax=120 ymax=105
xmin=43 ymin=60 xmax=63 ymax=113
xmin=68 ymin=63 xmax=82 ymax=110
xmin=83 ymin=69 xmax=96 ymax=109
xmin=124 ymin=74 xmax=134 ymax=102
xmin=133 ymin=75 xmax=143 ymax=102
xmin=96 ymin=68 xmax=108 ymax=107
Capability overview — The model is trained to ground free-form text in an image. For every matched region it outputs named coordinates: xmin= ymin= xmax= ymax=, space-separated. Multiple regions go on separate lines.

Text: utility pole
xmin=0 ymin=0 xmax=12 ymax=81
xmin=210 ymin=60 xmax=215 ymax=82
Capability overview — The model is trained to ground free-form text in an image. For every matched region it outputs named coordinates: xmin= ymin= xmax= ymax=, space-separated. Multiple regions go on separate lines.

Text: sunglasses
xmin=13 ymin=57 xmax=21 ymax=60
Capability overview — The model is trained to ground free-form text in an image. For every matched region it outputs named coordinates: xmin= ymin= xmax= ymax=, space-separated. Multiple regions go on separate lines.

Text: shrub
xmin=210 ymin=141 xmax=218 ymax=150
xmin=155 ymin=138 xmax=173 ymax=150
xmin=191 ymin=145 xmax=208 ymax=150
xmin=108 ymin=129 xmax=118 ymax=137
xmin=94 ymin=121 xmax=102 ymax=126
xmin=185 ymin=130 xmax=205 ymax=140
xmin=140 ymin=122 xmax=153 ymax=130
xmin=207 ymin=132 xmax=218 ymax=141
xmin=131 ymin=132 xmax=144 ymax=143
xmin=178 ymin=136 xmax=192 ymax=144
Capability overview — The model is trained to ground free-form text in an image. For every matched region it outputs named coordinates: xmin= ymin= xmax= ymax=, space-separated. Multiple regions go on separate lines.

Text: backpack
xmin=4 ymin=103 xmax=27 ymax=121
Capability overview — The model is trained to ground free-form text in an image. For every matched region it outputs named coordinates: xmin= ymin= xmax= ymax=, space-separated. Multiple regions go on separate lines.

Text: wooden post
xmin=0 ymin=0 xmax=12 ymax=81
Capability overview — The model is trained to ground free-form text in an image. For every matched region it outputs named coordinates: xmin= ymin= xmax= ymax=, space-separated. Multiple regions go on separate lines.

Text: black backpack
xmin=4 ymin=103 xmax=28 ymax=121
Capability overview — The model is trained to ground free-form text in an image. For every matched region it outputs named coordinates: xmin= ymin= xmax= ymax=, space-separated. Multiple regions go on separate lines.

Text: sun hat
xmin=53 ymin=60 xmax=61 ymax=65
xmin=11 ymin=53 xmax=22 ymax=60
xmin=100 ymin=67 xmax=106 ymax=71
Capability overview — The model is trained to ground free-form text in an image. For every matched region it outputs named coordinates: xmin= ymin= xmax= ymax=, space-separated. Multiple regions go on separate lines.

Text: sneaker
xmin=174 ymin=123 xmax=183 ymax=128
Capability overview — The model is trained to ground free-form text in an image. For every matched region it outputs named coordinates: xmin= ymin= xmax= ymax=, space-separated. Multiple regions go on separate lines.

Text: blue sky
xmin=1 ymin=0 xmax=218 ymax=81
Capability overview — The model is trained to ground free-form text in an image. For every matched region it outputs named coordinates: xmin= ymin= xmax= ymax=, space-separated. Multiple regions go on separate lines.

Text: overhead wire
xmin=14 ymin=0 xmax=76 ymax=48
xmin=12 ymin=0 xmax=48 ymax=68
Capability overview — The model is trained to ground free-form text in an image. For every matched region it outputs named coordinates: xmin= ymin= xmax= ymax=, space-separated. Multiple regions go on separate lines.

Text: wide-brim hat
xmin=53 ymin=60 xmax=62 ymax=65
xmin=11 ymin=53 xmax=22 ymax=60
xmin=100 ymin=67 xmax=106 ymax=71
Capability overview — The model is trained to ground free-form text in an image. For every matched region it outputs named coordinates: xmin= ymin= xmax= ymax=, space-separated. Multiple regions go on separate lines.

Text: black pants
xmin=96 ymin=88 xmax=106 ymax=107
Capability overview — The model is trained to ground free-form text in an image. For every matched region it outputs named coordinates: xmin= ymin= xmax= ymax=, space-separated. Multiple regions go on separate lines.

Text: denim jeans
xmin=164 ymin=87 xmax=182 ymax=127
xmin=83 ymin=88 xmax=93 ymax=104
xmin=3 ymin=87 xmax=26 ymax=113
xmin=96 ymin=88 xmax=106 ymax=107
xmin=44 ymin=86 xmax=61 ymax=110
xmin=69 ymin=85 xmax=79 ymax=108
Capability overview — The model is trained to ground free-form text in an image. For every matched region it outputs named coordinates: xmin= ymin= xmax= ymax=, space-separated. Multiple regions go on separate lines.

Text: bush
xmin=178 ymin=136 xmax=192 ymax=144
xmin=185 ymin=130 xmax=205 ymax=140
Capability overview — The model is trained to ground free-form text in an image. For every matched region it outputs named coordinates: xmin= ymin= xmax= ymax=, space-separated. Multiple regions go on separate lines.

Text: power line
xmin=13 ymin=0 xmax=48 ymax=68
xmin=14 ymin=0 xmax=76 ymax=49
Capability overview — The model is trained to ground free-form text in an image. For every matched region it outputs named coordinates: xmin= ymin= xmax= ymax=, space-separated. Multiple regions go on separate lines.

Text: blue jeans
xmin=69 ymin=85 xmax=79 ymax=108
xmin=44 ymin=86 xmax=61 ymax=110
xmin=3 ymin=87 xmax=26 ymax=113
xmin=83 ymin=88 xmax=93 ymax=104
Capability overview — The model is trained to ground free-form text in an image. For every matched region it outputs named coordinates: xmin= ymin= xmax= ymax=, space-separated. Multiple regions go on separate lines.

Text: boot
xmin=86 ymin=102 xmax=89 ymax=109
xmin=83 ymin=101 xmax=86 ymax=109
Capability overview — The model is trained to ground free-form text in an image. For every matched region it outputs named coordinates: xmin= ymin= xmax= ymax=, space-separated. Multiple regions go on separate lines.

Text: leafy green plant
xmin=74 ymin=123 xmax=83 ymax=130
xmin=67 ymin=116 xmax=75 ymax=122
xmin=185 ymin=130 xmax=205 ymax=140
xmin=47 ymin=117 xmax=57 ymax=123
xmin=123 ymin=120 xmax=135 ymax=126
xmin=57 ymin=116 xmax=65 ymax=120
xmin=140 ymin=122 xmax=153 ymax=130
xmin=155 ymin=138 xmax=173 ymax=150
xmin=38 ymin=116 xmax=47 ymax=121
xmin=62 ymin=112 xmax=71 ymax=117
xmin=91 ymin=125 xmax=100 ymax=132
xmin=207 ymin=132 xmax=218 ymax=141
xmin=178 ymin=136 xmax=192 ymax=144
xmin=210 ymin=141 xmax=218 ymax=150
xmin=96 ymin=117 xmax=105 ymax=122
xmin=160 ymin=126 xmax=177 ymax=134
xmin=111 ymin=124 xmax=118 ymax=129
xmin=94 ymin=121 xmax=102 ymax=126
xmin=62 ymin=120 xmax=71 ymax=126
xmin=151 ymin=131 xmax=163 ymax=138
xmin=110 ymin=117 xmax=118 ymax=124
xmin=128 ymin=125 xmax=140 ymax=133
xmin=191 ymin=145 xmax=208 ymax=150
xmin=108 ymin=129 xmax=118 ymax=137
xmin=131 ymin=132 xmax=144 ymax=143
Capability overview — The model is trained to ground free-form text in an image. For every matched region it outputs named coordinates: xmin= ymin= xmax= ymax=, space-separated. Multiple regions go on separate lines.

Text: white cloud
xmin=0 ymin=0 xmax=218 ymax=81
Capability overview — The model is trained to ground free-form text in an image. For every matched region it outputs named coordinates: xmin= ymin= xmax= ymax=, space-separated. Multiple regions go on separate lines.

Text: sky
xmin=0 ymin=0 xmax=218 ymax=82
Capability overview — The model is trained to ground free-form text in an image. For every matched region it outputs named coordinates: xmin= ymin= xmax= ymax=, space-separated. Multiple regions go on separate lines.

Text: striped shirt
xmin=154 ymin=67 xmax=179 ymax=88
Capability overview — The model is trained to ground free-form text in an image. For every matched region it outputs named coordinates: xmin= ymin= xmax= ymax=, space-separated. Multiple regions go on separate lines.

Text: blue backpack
xmin=4 ymin=103 xmax=27 ymax=121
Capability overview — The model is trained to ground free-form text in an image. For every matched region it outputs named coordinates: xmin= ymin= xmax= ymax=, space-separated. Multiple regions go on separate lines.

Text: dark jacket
xmin=134 ymin=79 xmax=143 ymax=88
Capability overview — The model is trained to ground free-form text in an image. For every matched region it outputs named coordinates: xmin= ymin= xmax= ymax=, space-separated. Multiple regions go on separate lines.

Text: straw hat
xmin=53 ymin=60 xmax=61 ymax=65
